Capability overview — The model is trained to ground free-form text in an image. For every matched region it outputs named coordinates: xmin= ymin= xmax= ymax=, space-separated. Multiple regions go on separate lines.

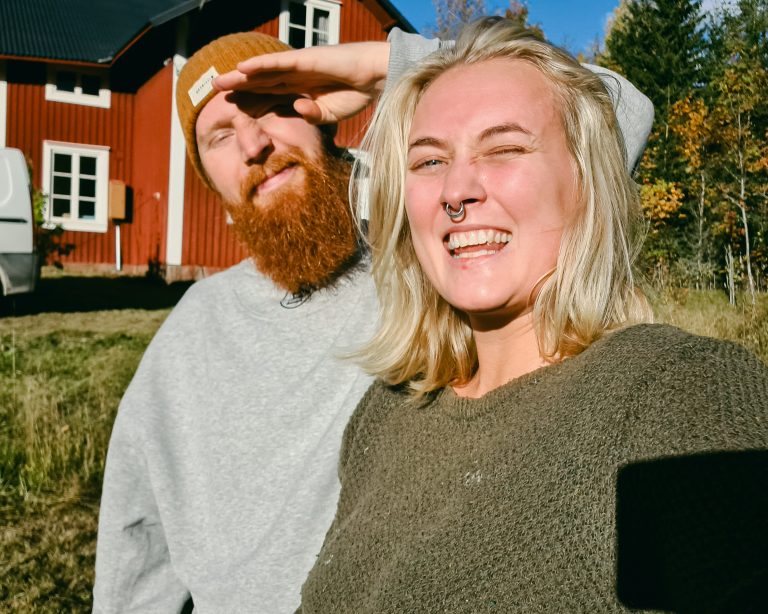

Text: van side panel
xmin=0 ymin=147 xmax=33 ymax=253
xmin=0 ymin=147 xmax=37 ymax=295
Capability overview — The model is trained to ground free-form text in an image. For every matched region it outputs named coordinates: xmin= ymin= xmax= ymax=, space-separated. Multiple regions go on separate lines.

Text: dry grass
xmin=652 ymin=288 xmax=768 ymax=363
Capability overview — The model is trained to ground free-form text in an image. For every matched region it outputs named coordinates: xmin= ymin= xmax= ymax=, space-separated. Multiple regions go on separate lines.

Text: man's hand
xmin=214 ymin=42 xmax=390 ymax=124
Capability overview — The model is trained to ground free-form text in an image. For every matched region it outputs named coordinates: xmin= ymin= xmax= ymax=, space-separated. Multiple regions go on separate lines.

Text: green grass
xmin=0 ymin=280 xmax=766 ymax=612
xmin=0 ymin=309 xmax=168 ymax=611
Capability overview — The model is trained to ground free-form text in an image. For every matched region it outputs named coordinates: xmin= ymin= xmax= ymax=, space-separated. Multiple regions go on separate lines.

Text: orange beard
xmin=224 ymin=148 xmax=360 ymax=295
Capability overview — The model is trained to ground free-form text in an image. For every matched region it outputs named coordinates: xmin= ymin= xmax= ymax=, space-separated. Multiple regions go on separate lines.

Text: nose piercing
xmin=444 ymin=201 xmax=465 ymax=220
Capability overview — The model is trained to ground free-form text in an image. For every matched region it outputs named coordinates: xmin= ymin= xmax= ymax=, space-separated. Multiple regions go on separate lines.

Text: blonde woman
xmin=290 ymin=18 xmax=768 ymax=613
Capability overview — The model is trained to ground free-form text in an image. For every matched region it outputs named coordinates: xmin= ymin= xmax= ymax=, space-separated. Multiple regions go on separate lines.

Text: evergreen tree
xmin=601 ymin=0 xmax=707 ymax=119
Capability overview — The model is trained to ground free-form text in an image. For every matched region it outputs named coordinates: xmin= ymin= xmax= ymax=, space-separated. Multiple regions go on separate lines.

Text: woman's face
xmin=405 ymin=59 xmax=578 ymax=322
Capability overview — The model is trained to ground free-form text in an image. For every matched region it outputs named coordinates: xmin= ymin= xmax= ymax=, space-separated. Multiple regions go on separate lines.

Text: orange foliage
xmin=641 ymin=179 xmax=685 ymax=234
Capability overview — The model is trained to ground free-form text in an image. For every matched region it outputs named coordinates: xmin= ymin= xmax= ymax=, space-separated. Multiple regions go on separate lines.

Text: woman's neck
xmin=453 ymin=311 xmax=550 ymax=399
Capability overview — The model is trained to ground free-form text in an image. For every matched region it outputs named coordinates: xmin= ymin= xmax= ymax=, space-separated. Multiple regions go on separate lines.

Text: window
xmin=45 ymin=66 xmax=111 ymax=108
xmin=42 ymin=142 xmax=109 ymax=232
xmin=279 ymin=0 xmax=340 ymax=48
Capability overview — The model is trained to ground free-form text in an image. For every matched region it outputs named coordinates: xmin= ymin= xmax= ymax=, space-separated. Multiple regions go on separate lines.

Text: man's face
xmin=194 ymin=90 xmax=359 ymax=295
xmin=196 ymin=91 xmax=325 ymax=203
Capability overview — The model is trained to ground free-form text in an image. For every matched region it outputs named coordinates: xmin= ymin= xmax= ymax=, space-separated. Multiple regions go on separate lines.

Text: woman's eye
xmin=411 ymin=158 xmax=443 ymax=170
xmin=488 ymin=146 xmax=527 ymax=157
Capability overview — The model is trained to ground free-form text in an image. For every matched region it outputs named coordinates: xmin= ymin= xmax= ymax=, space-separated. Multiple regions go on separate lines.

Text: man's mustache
xmin=240 ymin=152 xmax=304 ymax=205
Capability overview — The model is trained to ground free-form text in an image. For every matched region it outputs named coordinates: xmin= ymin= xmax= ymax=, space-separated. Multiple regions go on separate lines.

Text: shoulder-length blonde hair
xmin=353 ymin=17 xmax=652 ymax=396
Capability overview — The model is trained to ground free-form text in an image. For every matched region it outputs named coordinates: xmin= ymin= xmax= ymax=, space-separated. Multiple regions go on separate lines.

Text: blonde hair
xmin=354 ymin=17 xmax=652 ymax=396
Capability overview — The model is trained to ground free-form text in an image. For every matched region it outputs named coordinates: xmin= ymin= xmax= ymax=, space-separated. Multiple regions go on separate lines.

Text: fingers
xmin=215 ymin=70 xmax=334 ymax=93
xmin=236 ymin=50 xmax=314 ymax=74
xmin=214 ymin=70 xmax=249 ymax=91
xmin=293 ymin=98 xmax=326 ymax=124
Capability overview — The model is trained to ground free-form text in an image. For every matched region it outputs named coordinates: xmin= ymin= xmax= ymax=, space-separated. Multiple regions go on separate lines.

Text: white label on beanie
xmin=189 ymin=67 xmax=220 ymax=107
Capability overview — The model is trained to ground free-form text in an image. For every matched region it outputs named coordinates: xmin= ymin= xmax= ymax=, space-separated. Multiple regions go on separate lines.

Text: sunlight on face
xmin=405 ymin=59 xmax=579 ymax=324
xmin=196 ymin=91 xmax=324 ymax=203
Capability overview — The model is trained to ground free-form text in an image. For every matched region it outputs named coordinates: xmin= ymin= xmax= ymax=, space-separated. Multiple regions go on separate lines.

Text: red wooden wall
xmin=6 ymin=78 xmax=133 ymax=266
xmin=129 ymin=64 xmax=173 ymax=268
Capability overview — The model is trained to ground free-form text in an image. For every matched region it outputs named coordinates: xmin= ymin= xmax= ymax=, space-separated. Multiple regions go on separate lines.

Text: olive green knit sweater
xmin=299 ymin=325 xmax=768 ymax=613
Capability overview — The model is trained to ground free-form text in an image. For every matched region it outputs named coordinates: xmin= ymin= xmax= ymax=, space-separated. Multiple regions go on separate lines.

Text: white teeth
xmin=447 ymin=230 xmax=511 ymax=250
xmin=453 ymin=249 xmax=497 ymax=259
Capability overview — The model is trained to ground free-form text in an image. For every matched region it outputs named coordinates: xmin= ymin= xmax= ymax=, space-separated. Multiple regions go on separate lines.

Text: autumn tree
xmin=428 ymin=0 xmax=491 ymax=39
xmin=668 ymin=95 xmax=714 ymax=286
xmin=707 ymin=27 xmax=768 ymax=302
xmin=428 ymin=0 xmax=544 ymax=40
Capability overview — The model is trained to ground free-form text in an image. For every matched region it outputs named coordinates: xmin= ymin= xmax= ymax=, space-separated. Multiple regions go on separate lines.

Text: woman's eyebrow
xmin=479 ymin=122 xmax=532 ymax=141
xmin=408 ymin=123 xmax=533 ymax=152
xmin=408 ymin=136 xmax=445 ymax=151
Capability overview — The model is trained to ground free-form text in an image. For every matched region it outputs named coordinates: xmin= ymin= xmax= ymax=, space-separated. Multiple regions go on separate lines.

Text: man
xmin=93 ymin=32 xmax=378 ymax=614
xmin=94 ymin=29 xmax=653 ymax=614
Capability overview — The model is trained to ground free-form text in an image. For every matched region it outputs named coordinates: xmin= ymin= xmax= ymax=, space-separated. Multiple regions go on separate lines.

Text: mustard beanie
xmin=176 ymin=32 xmax=291 ymax=190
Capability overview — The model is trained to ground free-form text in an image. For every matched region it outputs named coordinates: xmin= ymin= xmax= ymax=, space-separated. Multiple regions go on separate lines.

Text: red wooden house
xmin=0 ymin=0 xmax=414 ymax=279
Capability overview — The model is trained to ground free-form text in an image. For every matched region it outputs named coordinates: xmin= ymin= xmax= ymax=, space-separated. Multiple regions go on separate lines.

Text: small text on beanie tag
xmin=188 ymin=67 xmax=220 ymax=107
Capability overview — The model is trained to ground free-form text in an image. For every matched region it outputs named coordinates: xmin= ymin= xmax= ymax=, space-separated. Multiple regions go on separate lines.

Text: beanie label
xmin=188 ymin=66 xmax=220 ymax=107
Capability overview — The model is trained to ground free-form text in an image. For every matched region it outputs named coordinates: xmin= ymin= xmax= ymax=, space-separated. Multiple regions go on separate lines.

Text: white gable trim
xmin=166 ymin=54 xmax=187 ymax=267
xmin=0 ymin=61 xmax=7 ymax=148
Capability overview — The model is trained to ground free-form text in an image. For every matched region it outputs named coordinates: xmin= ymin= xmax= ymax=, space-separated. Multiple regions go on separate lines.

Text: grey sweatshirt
xmin=93 ymin=262 xmax=376 ymax=613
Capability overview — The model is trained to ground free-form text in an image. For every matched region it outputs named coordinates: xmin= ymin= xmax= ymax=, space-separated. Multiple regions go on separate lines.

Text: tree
xmin=708 ymin=39 xmax=768 ymax=302
xmin=668 ymin=94 xmax=714 ymax=286
xmin=429 ymin=0 xmax=491 ymax=39
xmin=428 ymin=0 xmax=544 ymax=40
xmin=602 ymin=0 xmax=706 ymax=118
xmin=504 ymin=1 xmax=545 ymax=39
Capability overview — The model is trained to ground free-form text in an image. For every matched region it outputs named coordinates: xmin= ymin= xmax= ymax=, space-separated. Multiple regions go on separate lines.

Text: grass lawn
xmin=1 ymin=274 xmax=190 ymax=612
xmin=1 ymin=275 xmax=766 ymax=611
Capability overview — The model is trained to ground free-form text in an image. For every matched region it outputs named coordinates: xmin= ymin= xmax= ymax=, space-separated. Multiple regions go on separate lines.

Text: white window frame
xmin=279 ymin=0 xmax=340 ymax=48
xmin=42 ymin=141 xmax=110 ymax=233
xmin=45 ymin=65 xmax=111 ymax=108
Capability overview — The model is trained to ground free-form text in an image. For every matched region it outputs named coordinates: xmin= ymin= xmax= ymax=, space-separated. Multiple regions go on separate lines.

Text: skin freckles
xmin=405 ymin=59 xmax=579 ymax=328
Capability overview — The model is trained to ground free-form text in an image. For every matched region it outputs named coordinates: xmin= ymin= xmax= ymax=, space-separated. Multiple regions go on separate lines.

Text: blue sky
xmin=392 ymin=1 xmax=734 ymax=55
xmin=392 ymin=1 xmax=622 ymax=55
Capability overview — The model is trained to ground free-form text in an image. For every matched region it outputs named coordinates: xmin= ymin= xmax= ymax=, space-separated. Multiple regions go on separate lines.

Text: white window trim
xmin=0 ymin=61 xmax=7 ymax=148
xmin=42 ymin=140 xmax=110 ymax=233
xmin=279 ymin=0 xmax=340 ymax=48
xmin=45 ymin=65 xmax=111 ymax=109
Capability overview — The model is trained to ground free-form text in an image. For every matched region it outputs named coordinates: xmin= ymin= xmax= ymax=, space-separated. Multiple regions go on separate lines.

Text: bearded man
xmin=92 ymin=33 xmax=377 ymax=614
xmin=93 ymin=29 xmax=654 ymax=614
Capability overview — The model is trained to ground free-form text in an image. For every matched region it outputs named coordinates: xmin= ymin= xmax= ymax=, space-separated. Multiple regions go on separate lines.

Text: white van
xmin=0 ymin=147 xmax=39 ymax=296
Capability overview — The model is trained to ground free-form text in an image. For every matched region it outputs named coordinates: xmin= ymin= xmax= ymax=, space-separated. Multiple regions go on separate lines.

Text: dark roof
xmin=377 ymin=0 xmax=416 ymax=34
xmin=0 ymin=0 xmax=202 ymax=64
xmin=0 ymin=0 xmax=416 ymax=65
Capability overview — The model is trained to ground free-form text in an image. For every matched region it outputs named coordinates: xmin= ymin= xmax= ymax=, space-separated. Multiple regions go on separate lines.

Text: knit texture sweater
xmin=299 ymin=324 xmax=768 ymax=613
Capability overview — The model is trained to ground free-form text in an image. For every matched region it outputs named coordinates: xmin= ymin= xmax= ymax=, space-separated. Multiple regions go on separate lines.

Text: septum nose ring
xmin=444 ymin=201 xmax=465 ymax=220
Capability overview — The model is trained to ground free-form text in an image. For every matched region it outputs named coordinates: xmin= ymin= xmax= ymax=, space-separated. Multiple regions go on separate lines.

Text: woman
xmin=296 ymin=18 xmax=768 ymax=613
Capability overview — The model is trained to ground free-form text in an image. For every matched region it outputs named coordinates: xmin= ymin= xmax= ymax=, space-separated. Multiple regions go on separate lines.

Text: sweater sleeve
xmin=385 ymin=27 xmax=442 ymax=92
xmin=384 ymin=29 xmax=653 ymax=173
xmin=92 ymin=401 xmax=190 ymax=613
